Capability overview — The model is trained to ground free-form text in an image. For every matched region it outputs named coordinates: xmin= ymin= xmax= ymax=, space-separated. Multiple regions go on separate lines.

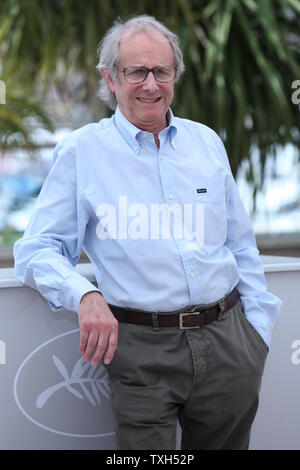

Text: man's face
xmin=104 ymin=32 xmax=175 ymax=134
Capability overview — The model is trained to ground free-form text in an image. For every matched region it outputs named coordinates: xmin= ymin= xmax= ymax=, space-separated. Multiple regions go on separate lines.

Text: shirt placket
xmin=157 ymin=139 xmax=200 ymax=305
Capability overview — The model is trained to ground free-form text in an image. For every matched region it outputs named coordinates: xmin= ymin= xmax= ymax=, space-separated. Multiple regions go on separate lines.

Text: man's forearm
xmin=80 ymin=290 xmax=103 ymax=304
xmin=78 ymin=289 xmax=119 ymax=366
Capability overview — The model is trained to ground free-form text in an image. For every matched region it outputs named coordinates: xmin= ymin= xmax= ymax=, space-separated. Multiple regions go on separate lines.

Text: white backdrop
xmin=0 ymin=256 xmax=299 ymax=450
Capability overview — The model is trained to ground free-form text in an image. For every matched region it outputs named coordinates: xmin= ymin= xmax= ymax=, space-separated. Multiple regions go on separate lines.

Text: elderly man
xmin=14 ymin=15 xmax=281 ymax=450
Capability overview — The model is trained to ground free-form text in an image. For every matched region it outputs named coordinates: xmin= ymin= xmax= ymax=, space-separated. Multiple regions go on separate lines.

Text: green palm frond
xmin=0 ymin=0 xmax=299 ymax=199
xmin=0 ymin=84 xmax=54 ymax=150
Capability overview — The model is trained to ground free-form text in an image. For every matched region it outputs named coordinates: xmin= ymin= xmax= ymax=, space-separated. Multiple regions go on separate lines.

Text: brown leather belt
xmin=108 ymin=287 xmax=240 ymax=329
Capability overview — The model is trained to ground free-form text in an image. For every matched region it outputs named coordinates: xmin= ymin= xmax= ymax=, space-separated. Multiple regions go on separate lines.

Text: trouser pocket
xmin=237 ymin=303 xmax=269 ymax=356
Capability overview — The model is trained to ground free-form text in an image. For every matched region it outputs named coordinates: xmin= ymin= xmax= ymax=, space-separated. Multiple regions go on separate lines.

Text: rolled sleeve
xmin=216 ymin=137 xmax=282 ymax=347
xmin=13 ymin=143 xmax=101 ymax=313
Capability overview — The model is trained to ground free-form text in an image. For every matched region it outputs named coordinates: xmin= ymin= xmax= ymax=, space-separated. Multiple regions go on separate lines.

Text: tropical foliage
xmin=0 ymin=80 xmax=54 ymax=151
xmin=0 ymin=0 xmax=300 ymax=188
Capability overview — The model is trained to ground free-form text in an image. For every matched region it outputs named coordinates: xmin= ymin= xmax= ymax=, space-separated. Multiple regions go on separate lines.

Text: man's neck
xmin=154 ymin=134 xmax=160 ymax=149
xmin=152 ymin=112 xmax=169 ymax=149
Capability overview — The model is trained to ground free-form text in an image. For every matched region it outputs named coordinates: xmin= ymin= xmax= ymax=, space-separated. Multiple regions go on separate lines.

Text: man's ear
xmin=100 ymin=68 xmax=116 ymax=93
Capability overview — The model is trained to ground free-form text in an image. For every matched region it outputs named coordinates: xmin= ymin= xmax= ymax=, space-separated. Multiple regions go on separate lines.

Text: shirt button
xmin=190 ymin=271 xmax=196 ymax=278
xmin=168 ymin=193 xmax=174 ymax=200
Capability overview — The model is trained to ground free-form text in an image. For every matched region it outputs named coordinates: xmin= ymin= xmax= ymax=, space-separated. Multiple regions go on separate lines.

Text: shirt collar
xmin=114 ymin=106 xmax=177 ymax=153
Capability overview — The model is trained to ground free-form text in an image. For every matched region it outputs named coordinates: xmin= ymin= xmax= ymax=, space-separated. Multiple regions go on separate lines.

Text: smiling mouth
xmin=137 ymin=97 xmax=161 ymax=103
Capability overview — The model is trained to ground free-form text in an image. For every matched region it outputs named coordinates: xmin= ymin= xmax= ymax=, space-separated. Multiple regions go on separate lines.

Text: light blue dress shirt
xmin=14 ymin=106 xmax=282 ymax=347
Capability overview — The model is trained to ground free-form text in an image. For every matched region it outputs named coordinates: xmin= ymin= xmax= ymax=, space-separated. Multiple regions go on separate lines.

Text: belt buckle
xmin=179 ymin=311 xmax=201 ymax=329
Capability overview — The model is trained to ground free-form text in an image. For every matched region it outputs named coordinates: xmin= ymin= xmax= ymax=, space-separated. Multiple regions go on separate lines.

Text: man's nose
xmin=141 ymin=71 xmax=159 ymax=92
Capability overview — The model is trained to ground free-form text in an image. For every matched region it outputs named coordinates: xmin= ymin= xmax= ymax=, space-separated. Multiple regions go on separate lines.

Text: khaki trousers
xmin=105 ymin=299 xmax=269 ymax=450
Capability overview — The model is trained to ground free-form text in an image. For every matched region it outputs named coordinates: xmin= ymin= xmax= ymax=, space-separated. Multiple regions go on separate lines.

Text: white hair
xmin=96 ymin=15 xmax=185 ymax=110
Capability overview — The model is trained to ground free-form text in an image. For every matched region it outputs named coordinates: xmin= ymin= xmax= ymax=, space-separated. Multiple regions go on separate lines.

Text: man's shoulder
xmin=173 ymin=115 xmax=222 ymax=143
xmin=173 ymin=115 xmax=230 ymax=171
xmin=56 ymin=117 xmax=113 ymax=151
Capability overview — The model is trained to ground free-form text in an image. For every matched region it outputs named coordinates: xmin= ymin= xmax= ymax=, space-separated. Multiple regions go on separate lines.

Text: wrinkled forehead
xmin=120 ymin=27 xmax=170 ymax=45
xmin=118 ymin=30 xmax=174 ymax=65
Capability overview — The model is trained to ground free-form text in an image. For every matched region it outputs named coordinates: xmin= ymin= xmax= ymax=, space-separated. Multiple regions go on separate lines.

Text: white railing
xmin=0 ymin=255 xmax=299 ymax=450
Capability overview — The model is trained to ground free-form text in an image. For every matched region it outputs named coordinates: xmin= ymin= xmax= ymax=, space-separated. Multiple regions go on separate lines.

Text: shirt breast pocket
xmin=193 ymin=185 xmax=227 ymax=247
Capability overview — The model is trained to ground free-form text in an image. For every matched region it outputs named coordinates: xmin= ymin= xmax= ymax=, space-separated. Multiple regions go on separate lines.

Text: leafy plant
xmin=0 ymin=0 xmax=299 ymax=190
xmin=0 ymin=82 xmax=54 ymax=151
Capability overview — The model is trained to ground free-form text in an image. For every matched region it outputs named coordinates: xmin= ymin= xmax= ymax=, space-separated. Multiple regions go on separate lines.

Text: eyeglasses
xmin=117 ymin=65 xmax=177 ymax=84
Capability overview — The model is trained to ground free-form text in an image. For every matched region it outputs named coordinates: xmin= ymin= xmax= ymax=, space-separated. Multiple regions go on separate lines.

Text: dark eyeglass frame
xmin=117 ymin=65 xmax=177 ymax=84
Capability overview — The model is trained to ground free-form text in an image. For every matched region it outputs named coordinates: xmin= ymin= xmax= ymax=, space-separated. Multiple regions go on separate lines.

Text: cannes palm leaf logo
xmin=36 ymin=355 xmax=110 ymax=408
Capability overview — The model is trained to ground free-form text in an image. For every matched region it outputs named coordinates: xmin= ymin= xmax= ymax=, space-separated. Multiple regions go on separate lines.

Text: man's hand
xmin=78 ymin=291 xmax=118 ymax=367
